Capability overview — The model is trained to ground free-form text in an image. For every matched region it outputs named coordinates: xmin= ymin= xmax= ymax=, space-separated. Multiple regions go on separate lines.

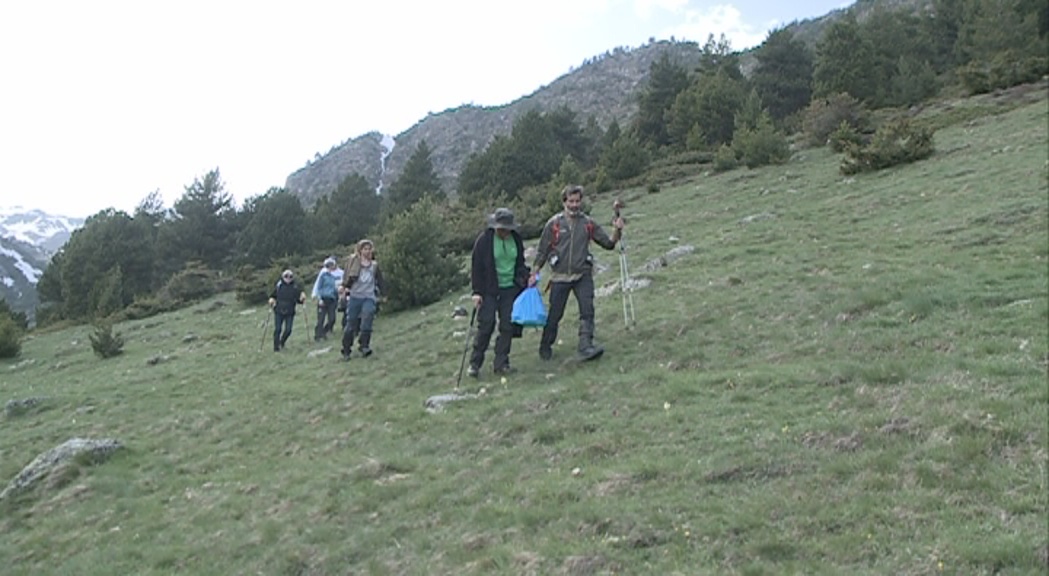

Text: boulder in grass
xmin=5 ymin=397 xmax=50 ymax=418
xmin=0 ymin=438 xmax=123 ymax=501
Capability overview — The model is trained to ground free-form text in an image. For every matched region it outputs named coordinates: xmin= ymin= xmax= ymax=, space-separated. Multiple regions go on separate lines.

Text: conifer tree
xmin=752 ymin=27 xmax=813 ymax=122
xmin=813 ymin=15 xmax=879 ymax=104
xmin=383 ymin=140 xmax=442 ymax=217
xmin=635 ymin=52 xmax=690 ymax=149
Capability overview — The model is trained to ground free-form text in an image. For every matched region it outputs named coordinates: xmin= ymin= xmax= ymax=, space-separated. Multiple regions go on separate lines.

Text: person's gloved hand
xmin=268 ymin=298 xmax=276 ymax=307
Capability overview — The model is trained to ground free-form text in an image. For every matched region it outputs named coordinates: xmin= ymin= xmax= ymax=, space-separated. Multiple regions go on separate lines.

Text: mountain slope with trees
xmin=3 ymin=0 xmax=1044 ymax=339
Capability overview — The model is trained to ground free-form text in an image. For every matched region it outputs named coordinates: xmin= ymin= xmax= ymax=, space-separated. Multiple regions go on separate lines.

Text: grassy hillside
xmin=2 ymin=93 xmax=1046 ymax=575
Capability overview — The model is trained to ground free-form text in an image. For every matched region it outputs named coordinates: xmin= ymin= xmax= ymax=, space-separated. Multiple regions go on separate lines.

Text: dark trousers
xmin=273 ymin=310 xmax=295 ymax=350
xmin=471 ymin=286 xmax=518 ymax=371
xmin=540 ymin=273 xmax=595 ymax=353
xmin=342 ymin=297 xmax=376 ymax=354
xmin=314 ymin=297 xmax=337 ymax=340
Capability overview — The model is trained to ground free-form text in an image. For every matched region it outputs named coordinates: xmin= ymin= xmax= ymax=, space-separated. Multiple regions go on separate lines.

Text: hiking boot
xmin=494 ymin=365 xmax=516 ymax=375
xmin=340 ymin=350 xmax=352 ymax=361
xmin=539 ymin=347 xmax=552 ymax=361
xmin=579 ymin=345 xmax=605 ymax=361
xmin=467 ymin=365 xmax=480 ymax=378
xmin=359 ymin=346 xmax=373 ymax=358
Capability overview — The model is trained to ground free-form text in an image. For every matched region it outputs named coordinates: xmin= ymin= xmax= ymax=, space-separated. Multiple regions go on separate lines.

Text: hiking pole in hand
xmin=259 ymin=307 xmax=271 ymax=352
xmin=300 ymin=300 xmax=310 ymax=344
xmin=613 ymin=199 xmax=636 ymax=329
xmin=455 ymin=307 xmax=477 ymax=392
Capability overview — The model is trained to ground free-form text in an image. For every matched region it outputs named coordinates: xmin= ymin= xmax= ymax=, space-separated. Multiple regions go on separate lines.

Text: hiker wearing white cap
xmin=311 ymin=257 xmax=342 ymax=341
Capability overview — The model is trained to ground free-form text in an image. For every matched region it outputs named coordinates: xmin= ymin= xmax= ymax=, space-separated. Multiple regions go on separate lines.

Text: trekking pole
xmin=259 ymin=307 xmax=271 ymax=352
xmin=300 ymin=301 xmax=310 ymax=344
xmin=455 ymin=307 xmax=477 ymax=392
xmin=613 ymin=199 xmax=636 ymax=329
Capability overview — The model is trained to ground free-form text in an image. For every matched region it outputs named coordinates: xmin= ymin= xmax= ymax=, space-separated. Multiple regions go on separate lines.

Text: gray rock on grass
xmin=0 ymin=438 xmax=124 ymax=501
xmin=5 ymin=397 xmax=50 ymax=418
xmin=424 ymin=393 xmax=481 ymax=413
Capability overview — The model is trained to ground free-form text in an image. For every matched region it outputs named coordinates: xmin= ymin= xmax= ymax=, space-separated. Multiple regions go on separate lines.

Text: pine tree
xmin=383 ymin=141 xmax=442 ymax=217
xmin=635 ymin=52 xmax=690 ymax=149
xmin=813 ymin=15 xmax=879 ymax=104
xmin=52 ymin=209 xmax=155 ymax=320
xmin=157 ymin=169 xmax=235 ymax=278
xmin=311 ymin=173 xmax=381 ymax=248
xmin=237 ymin=188 xmax=309 ymax=267
xmin=752 ymin=27 xmax=814 ymax=122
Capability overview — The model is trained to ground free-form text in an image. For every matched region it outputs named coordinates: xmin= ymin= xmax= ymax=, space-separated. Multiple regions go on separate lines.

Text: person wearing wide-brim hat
xmin=467 ymin=207 xmax=530 ymax=377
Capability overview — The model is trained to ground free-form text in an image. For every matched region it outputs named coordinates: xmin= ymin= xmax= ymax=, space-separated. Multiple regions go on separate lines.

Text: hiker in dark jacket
xmin=268 ymin=269 xmax=307 ymax=352
xmin=340 ymin=239 xmax=385 ymax=360
xmin=468 ymin=207 xmax=530 ymax=377
xmin=530 ymin=184 xmax=623 ymax=361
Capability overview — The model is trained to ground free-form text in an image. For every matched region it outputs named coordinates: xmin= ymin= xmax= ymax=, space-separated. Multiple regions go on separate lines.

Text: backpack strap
xmin=550 ymin=213 xmax=593 ymax=248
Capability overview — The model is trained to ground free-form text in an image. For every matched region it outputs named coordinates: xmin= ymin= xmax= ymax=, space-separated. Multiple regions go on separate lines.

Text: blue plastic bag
xmin=512 ymin=286 xmax=547 ymax=327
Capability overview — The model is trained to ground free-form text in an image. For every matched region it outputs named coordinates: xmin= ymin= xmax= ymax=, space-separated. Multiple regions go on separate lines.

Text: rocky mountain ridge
xmin=282 ymin=0 xmax=936 ymax=207
xmin=284 ymin=40 xmax=707 ymax=206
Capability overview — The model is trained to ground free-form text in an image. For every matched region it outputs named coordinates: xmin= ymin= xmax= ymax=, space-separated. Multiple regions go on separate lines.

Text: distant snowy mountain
xmin=0 ymin=206 xmax=84 ymax=321
xmin=0 ymin=206 xmax=84 ymax=254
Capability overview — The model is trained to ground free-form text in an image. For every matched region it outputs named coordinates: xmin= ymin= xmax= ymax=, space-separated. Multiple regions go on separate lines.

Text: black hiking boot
xmin=358 ymin=331 xmax=373 ymax=357
xmin=578 ymin=345 xmax=605 ymax=361
xmin=539 ymin=347 xmax=552 ymax=361
xmin=467 ymin=365 xmax=480 ymax=378
xmin=494 ymin=365 xmax=516 ymax=375
xmin=578 ymin=320 xmax=604 ymax=361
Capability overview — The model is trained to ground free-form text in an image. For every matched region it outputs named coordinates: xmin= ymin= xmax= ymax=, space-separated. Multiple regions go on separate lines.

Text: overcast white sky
xmin=0 ymin=0 xmax=849 ymax=218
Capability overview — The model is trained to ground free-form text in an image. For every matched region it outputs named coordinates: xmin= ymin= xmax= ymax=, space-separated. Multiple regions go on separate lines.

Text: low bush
xmin=379 ymin=199 xmax=467 ymax=312
xmin=123 ymin=295 xmax=179 ymax=320
xmin=89 ymin=321 xmax=124 ymax=359
xmin=160 ymin=261 xmax=219 ymax=304
xmin=0 ymin=314 xmax=22 ymax=358
xmin=0 ymin=299 xmax=29 ymax=330
xmin=234 ymin=265 xmax=272 ymax=306
xmin=841 ymin=119 xmax=935 ymax=175
xmin=959 ymin=51 xmax=1049 ymax=95
xmin=829 ymin=120 xmax=865 ymax=153
xmin=713 ymin=144 xmax=738 ymax=173
xmin=733 ymin=119 xmax=791 ymax=169
xmin=803 ymin=93 xmax=869 ymax=147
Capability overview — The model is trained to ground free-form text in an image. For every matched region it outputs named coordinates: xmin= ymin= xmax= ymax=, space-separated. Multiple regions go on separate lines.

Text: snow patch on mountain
xmin=0 ymin=243 xmax=44 ymax=284
xmin=0 ymin=205 xmax=84 ymax=254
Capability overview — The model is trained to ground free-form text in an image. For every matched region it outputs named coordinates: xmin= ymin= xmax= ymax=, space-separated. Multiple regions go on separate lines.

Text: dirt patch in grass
xmin=592 ymin=473 xmax=635 ymax=497
xmin=703 ymin=461 xmax=800 ymax=484
xmin=801 ymin=430 xmax=864 ymax=452
xmin=559 ymin=554 xmax=614 ymax=575
xmin=879 ymin=417 xmax=919 ymax=436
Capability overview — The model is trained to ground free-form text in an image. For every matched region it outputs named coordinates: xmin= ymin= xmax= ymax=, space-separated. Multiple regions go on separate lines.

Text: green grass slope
xmin=2 ymin=96 xmax=1047 ymax=575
